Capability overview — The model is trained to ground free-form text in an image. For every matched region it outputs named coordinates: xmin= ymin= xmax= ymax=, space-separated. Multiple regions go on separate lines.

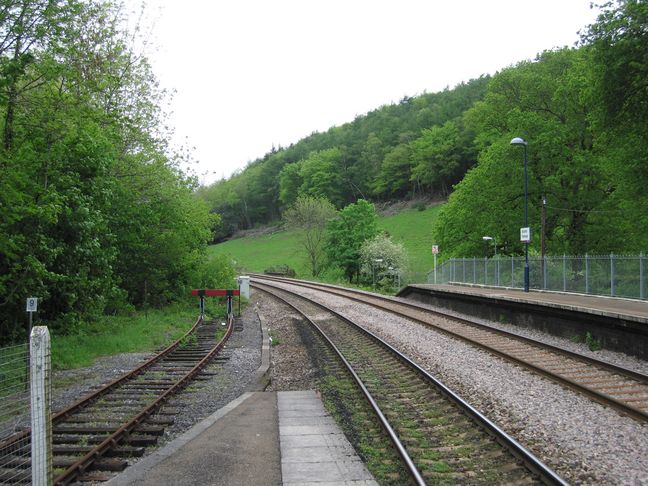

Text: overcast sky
xmin=128 ymin=1 xmax=601 ymax=185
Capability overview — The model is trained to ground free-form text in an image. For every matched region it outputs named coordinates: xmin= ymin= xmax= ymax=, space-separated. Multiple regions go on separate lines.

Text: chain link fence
xmin=0 ymin=327 xmax=53 ymax=484
xmin=428 ymin=253 xmax=647 ymax=300
xmin=0 ymin=342 xmax=33 ymax=483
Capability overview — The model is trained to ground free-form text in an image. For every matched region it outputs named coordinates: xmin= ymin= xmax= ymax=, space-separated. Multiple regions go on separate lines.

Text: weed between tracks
xmin=295 ymin=321 xmax=412 ymax=486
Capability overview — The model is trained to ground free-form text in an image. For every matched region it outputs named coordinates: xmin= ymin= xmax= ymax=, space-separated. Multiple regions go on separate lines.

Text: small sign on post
xmin=432 ymin=245 xmax=439 ymax=284
xmin=520 ymin=227 xmax=531 ymax=244
xmin=26 ymin=297 xmax=38 ymax=313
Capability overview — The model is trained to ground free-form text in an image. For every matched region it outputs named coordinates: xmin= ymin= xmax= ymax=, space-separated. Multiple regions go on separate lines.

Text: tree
xmin=436 ymin=48 xmax=608 ymax=258
xmin=410 ymin=121 xmax=473 ymax=197
xmin=283 ymin=195 xmax=336 ymax=276
xmin=278 ymin=161 xmax=302 ymax=207
xmin=372 ymin=143 xmax=413 ymax=199
xmin=359 ymin=234 xmax=408 ymax=287
xmin=299 ymin=148 xmax=345 ymax=207
xmin=0 ymin=0 xmax=218 ymax=341
xmin=326 ymin=199 xmax=379 ymax=282
xmin=581 ymin=0 xmax=648 ymax=128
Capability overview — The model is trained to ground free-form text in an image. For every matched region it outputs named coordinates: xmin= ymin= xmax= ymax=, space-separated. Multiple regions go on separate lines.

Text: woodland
xmin=198 ymin=0 xmax=648 ymax=259
xmin=0 ymin=0 xmax=226 ymax=342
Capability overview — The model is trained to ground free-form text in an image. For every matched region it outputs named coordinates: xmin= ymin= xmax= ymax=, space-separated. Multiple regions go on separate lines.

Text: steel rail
xmin=253 ymin=284 xmax=425 ymax=485
xmin=0 ymin=315 xmax=205 ymax=456
xmin=258 ymin=274 xmax=648 ymax=381
xmin=53 ymin=315 xmax=234 ymax=485
xmin=254 ymin=281 xmax=567 ymax=486
xmin=253 ymin=274 xmax=648 ymax=422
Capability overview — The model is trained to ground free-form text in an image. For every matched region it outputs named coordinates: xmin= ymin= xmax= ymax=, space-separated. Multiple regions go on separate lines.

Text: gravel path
xmin=261 ymin=281 xmax=648 ymax=486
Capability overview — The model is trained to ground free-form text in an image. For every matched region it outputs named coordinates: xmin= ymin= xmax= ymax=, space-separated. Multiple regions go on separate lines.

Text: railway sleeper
xmin=53 ymin=456 xmax=128 ymax=471
xmin=54 ymin=425 xmax=165 ymax=435
xmin=0 ymin=467 xmax=31 ymax=483
xmin=53 ymin=434 xmax=110 ymax=444
xmin=123 ymin=434 xmax=159 ymax=446
xmin=53 ymin=445 xmax=146 ymax=457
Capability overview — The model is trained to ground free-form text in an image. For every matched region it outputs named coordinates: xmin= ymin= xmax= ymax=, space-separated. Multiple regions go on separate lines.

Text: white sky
xmin=128 ymin=0 xmax=601 ymax=185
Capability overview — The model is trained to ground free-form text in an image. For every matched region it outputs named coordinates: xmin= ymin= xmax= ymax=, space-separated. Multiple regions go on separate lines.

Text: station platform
xmin=401 ymin=283 xmax=648 ymax=322
xmin=106 ymin=390 xmax=376 ymax=486
xmin=398 ymin=283 xmax=648 ymax=358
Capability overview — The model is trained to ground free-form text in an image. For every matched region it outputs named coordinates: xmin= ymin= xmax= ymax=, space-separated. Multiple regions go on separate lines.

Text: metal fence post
xmin=641 ymin=252 xmax=645 ymax=300
xmin=511 ymin=256 xmax=514 ymax=288
xmin=563 ymin=254 xmax=567 ymax=292
xmin=30 ymin=326 xmax=53 ymax=486
xmin=484 ymin=257 xmax=488 ymax=285
xmin=543 ymin=256 xmax=548 ymax=290
xmin=610 ymin=253 xmax=615 ymax=297
xmin=473 ymin=257 xmax=476 ymax=284
xmin=585 ymin=254 xmax=590 ymax=294
xmin=496 ymin=257 xmax=500 ymax=287
xmin=462 ymin=258 xmax=466 ymax=282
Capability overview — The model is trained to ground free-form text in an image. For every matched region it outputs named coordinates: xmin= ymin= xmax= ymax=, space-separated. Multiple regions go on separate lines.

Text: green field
xmin=209 ymin=203 xmax=443 ymax=283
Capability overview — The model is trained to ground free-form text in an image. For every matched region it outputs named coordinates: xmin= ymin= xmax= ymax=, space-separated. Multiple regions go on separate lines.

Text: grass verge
xmin=50 ymin=301 xmax=200 ymax=370
xmin=208 ymin=203 xmax=443 ymax=283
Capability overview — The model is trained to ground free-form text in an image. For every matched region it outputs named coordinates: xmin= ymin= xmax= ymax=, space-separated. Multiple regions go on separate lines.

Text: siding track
xmin=253 ymin=281 xmax=567 ymax=486
xmin=254 ymin=275 xmax=648 ymax=423
xmin=0 ymin=315 xmax=232 ymax=485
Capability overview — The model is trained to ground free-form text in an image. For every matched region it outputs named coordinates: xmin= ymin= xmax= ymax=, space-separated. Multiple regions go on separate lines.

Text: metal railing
xmin=428 ymin=253 xmax=647 ymax=300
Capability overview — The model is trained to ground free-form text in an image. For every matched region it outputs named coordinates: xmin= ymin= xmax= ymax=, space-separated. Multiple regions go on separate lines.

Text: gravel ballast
xmin=49 ymin=284 xmax=648 ymax=485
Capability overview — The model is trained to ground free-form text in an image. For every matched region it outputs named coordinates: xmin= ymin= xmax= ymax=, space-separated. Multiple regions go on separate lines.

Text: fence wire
xmin=0 ymin=342 xmax=32 ymax=484
xmin=429 ymin=253 xmax=647 ymax=300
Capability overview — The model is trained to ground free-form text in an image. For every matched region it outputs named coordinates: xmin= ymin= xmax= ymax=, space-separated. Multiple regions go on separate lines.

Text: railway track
xmin=0 ymin=314 xmax=233 ymax=485
xmin=253 ymin=281 xmax=567 ymax=485
xmin=254 ymin=274 xmax=648 ymax=423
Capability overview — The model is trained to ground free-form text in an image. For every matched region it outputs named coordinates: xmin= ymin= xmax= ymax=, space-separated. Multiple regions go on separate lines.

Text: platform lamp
xmin=510 ymin=137 xmax=530 ymax=292
xmin=373 ymin=258 xmax=383 ymax=289
xmin=483 ymin=236 xmax=499 ymax=286
xmin=482 ymin=236 xmax=496 ymax=257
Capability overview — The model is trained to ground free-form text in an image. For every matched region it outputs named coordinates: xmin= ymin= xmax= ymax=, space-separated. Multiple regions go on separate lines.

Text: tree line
xmin=199 ymin=0 xmax=647 ymax=263
xmin=0 ymin=0 xmax=225 ymax=344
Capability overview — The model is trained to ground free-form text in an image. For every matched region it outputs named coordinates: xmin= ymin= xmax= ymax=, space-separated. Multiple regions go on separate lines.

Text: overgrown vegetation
xmin=0 ymin=0 xmax=232 ymax=344
xmin=50 ymin=303 xmax=197 ymax=369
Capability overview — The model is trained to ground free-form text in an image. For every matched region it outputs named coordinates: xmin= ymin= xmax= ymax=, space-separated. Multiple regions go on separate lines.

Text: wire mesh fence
xmin=428 ymin=253 xmax=647 ymax=300
xmin=0 ymin=342 xmax=33 ymax=484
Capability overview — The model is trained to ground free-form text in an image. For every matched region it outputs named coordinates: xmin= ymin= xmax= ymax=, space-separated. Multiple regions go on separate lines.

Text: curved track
xmin=254 ymin=274 xmax=648 ymax=422
xmin=0 ymin=314 xmax=233 ymax=485
xmin=254 ymin=281 xmax=567 ymax=485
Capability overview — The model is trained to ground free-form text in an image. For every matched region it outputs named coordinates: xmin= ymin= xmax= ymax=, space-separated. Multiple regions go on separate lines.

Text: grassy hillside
xmin=208 ymin=204 xmax=442 ymax=283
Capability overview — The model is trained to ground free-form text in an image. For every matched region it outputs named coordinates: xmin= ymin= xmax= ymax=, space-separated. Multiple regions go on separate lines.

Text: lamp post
xmin=483 ymin=236 xmax=499 ymax=286
xmin=482 ymin=236 xmax=496 ymax=257
xmin=373 ymin=258 xmax=383 ymax=289
xmin=511 ymin=137 xmax=530 ymax=292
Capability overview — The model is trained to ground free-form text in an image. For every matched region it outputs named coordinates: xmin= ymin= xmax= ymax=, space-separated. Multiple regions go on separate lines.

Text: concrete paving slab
xmin=280 ymin=433 xmax=353 ymax=449
xmin=282 ymin=445 xmax=358 ymax=462
xmin=278 ymin=390 xmax=378 ymax=486
xmin=281 ymin=415 xmax=339 ymax=426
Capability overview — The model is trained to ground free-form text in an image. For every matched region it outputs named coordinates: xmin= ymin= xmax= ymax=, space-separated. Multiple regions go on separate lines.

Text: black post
xmin=198 ymin=289 xmax=205 ymax=317
xmin=523 ymin=143 xmax=530 ymax=292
